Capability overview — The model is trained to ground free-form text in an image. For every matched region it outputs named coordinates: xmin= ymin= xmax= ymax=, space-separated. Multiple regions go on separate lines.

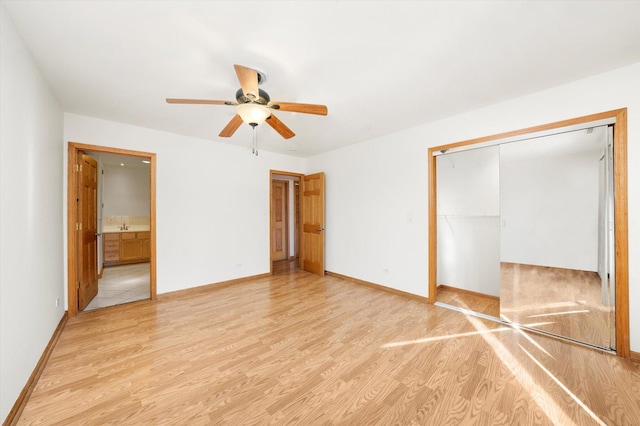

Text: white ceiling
xmin=3 ymin=1 xmax=639 ymax=157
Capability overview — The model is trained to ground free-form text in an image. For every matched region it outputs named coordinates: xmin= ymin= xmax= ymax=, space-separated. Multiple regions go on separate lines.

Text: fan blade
xmin=233 ymin=64 xmax=259 ymax=101
xmin=265 ymin=114 xmax=295 ymax=139
xmin=166 ymin=98 xmax=235 ymax=105
xmin=269 ymin=102 xmax=328 ymax=116
xmin=219 ymin=114 xmax=244 ymax=137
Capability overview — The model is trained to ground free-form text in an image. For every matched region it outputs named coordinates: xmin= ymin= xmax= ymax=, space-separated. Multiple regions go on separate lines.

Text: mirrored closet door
xmin=436 ymin=146 xmax=500 ymax=318
xmin=435 ymin=122 xmax=617 ymax=351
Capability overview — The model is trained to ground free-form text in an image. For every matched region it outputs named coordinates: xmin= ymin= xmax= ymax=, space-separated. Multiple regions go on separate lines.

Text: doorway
xmin=428 ymin=108 xmax=630 ymax=358
xmin=67 ymin=142 xmax=157 ymax=317
xmin=271 ymin=178 xmax=295 ymax=261
xmin=270 ymin=171 xmax=302 ymax=271
xmin=270 ymin=170 xmax=326 ymax=276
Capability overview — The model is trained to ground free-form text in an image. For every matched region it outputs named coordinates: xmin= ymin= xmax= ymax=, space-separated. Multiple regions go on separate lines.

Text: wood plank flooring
xmin=438 ymin=263 xmax=614 ymax=350
xmin=501 ymin=263 xmax=612 ymax=349
xmin=17 ymin=261 xmax=640 ymax=425
xmin=437 ymin=287 xmax=500 ymax=318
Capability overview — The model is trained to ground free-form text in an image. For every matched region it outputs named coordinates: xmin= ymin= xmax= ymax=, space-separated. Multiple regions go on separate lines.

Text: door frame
xmin=427 ymin=108 xmax=629 ymax=358
xmin=67 ymin=142 xmax=157 ymax=317
xmin=269 ymin=170 xmax=304 ymax=274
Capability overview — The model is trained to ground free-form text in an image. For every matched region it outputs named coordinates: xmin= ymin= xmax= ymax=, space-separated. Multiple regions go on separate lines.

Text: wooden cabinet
xmin=103 ymin=232 xmax=150 ymax=267
xmin=103 ymin=233 xmax=120 ymax=264
xmin=121 ymin=232 xmax=141 ymax=261
xmin=140 ymin=232 xmax=151 ymax=259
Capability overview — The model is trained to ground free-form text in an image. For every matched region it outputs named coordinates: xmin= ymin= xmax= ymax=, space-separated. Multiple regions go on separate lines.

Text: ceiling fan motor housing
xmin=235 ymin=88 xmax=271 ymax=105
xmin=255 ymin=69 xmax=267 ymax=85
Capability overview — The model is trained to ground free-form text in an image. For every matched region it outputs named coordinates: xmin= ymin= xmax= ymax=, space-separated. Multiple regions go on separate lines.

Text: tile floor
xmin=85 ymin=263 xmax=150 ymax=311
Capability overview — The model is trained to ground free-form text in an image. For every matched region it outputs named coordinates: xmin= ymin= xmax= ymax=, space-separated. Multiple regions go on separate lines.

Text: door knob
xmin=316 ymin=227 xmax=325 ymax=232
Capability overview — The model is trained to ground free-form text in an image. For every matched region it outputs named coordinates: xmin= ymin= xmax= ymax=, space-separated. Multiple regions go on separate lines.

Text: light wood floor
xmin=437 ymin=287 xmax=500 ymax=318
xmin=438 ymin=263 xmax=614 ymax=350
xmin=501 ymin=263 xmax=613 ymax=349
xmin=17 ymin=261 xmax=640 ymax=425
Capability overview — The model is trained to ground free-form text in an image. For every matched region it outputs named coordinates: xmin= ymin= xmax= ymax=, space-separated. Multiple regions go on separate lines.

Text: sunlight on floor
xmin=468 ymin=296 xmax=609 ymax=425
xmin=500 ymin=300 xmax=586 ymax=313
xmin=502 ymin=320 xmax=554 ymax=358
xmin=380 ymin=327 xmax=511 ymax=348
xmin=392 ymin=294 xmax=612 ymax=424
xmin=526 ymin=309 xmax=590 ymax=318
xmin=462 ymin=311 xmax=600 ymax=425
xmin=518 ymin=344 xmax=606 ymax=426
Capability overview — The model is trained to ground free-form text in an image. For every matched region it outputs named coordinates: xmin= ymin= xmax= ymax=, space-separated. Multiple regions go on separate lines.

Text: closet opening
xmin=427 ymin=109 xmax=629 ymax=358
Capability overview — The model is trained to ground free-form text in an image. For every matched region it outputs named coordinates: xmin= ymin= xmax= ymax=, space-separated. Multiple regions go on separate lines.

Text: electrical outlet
xmin=55 ymin=297 xmax=60 ymax=307
xmin=383 ymin=268 xmax=390 ymax=274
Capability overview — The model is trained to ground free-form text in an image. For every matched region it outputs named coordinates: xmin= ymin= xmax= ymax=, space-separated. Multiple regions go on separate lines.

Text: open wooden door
xmin=77 ymin=152 xmax=99 ymax=310
xmin=271 ymin=180 xmax=289 ymax=261
xmin=300 ymin=172 xmax=325 ymax=276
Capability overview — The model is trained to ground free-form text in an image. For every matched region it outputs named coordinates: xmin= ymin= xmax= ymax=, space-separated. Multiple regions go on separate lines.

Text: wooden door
xmin=271 ymin=180 xmax=289 ymax=261
xmin=77 ymin=153 xmax=99 ymax=310
xmin=300 ymin=172 xmax=325 ymax=276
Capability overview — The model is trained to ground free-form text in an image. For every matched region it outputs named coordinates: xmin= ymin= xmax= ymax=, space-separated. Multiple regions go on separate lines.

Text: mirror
xmin=499 ymin=126 xmax=614 ymax=349
xmin=435 ymin=124 xmax=616 ymax=350
xmin=436 ymin=145 xmax=500 ymax=317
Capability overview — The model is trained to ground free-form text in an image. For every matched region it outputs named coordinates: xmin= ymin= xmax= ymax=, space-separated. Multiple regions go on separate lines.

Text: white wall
xmin=307 ymin=62 xmax=640 ymax=352
xmin=500 ymin=131 xmax=601 ymax=271
xmin=0 ymin=6 xmax=64 ymax=422
xmin=308 ymin=136 xmax=430 ymax=295
xmin=437 ymin=147 xmax=500 ymax=217
xmin=102 ymin=163 xmax=150 ymax=217
xmin=437 ymin=147 xmax=500 ymax=297
xmin=64 ymin=114 xmax=306 ymax=296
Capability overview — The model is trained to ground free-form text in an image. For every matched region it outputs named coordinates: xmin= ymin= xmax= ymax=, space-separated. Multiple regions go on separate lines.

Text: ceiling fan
xmin=166 ymin=64 xmax=328 ymax=140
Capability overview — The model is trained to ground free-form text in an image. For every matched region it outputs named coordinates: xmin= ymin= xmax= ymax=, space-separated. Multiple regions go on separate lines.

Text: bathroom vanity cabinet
xmin=103 ymin=231 xmax=150 ymax=267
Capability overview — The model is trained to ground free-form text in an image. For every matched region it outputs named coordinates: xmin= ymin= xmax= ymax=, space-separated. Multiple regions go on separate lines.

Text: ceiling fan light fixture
xmin=236 ymin=103 xmax=271 ymax=125
xmin=168 ymin=64 xmax=327 ymax=139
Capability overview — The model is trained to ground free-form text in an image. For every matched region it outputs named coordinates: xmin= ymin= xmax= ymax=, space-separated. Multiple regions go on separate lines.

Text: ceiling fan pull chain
xmin=251 ymin=124 xmax=258 ymax=156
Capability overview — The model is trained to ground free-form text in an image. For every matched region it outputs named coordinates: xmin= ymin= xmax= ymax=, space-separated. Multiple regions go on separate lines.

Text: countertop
xmin=102 ymin=226 xmax=150 ymax=234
